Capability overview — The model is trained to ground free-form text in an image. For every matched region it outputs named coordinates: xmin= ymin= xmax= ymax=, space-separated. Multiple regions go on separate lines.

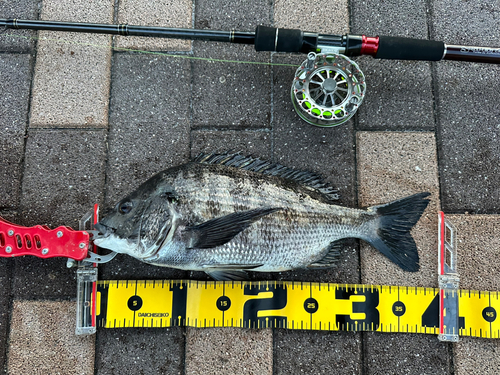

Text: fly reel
xmin=291 ymin=52 xmax=366 ymax=127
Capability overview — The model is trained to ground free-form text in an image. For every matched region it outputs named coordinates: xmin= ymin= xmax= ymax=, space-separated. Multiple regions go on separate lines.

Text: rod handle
xmin=374 ymin=36 xmax=445 ymax=61
xmin=254 ymin=25 xmax=316 ymax=53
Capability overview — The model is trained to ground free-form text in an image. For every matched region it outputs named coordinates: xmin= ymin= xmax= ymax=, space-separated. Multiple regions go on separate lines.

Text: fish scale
xmin=168 ymin=168 xmax=354 ymax=269
xmin=93 ymin=154 xmax=431 ymax=279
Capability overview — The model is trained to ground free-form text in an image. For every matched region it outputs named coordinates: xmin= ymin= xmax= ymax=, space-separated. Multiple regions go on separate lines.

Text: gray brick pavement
xmin=0 ymin=0 xmax=38 ymax=52
xmin=14 ymin=129 xmax=106 ymax=299
xmin=432 ymin=0 xmax=500 ymax=214
xmin=0 ymin=259 xmax=10 ymax=375
xmin=106 ymin=53 xmax=191 ymax=204
xmin=95 ymin=328 xmax=185 ymax=375
xmin=351 ymin=0 xmax=435 ymax=131
xmin=191 ymin=43 xmax=272 ymax=128
xmin=8 ymin=301 xmax=94 ymax=375
xmin=1 ymin=0 xmax=500 ymax=374
xmin=435 ymin=62 xmax=500 ymax=213
xmin=274 ymin=330 xmax=361 ymax=375
xmin=0 ymin=54 xmax=32 ymax=209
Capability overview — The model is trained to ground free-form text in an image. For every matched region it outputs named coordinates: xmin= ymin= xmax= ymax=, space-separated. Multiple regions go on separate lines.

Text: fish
xmin=93 ymin=153 xmax=431 ymax=280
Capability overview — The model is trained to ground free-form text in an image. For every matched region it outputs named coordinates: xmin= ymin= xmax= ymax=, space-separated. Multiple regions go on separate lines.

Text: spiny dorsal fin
xmin=193 ymin=152 xmax=339 ymax=201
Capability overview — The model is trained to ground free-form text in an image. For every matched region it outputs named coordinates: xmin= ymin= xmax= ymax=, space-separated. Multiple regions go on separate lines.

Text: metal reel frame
xmin=291 ymin=52 xmax=366 ymax=127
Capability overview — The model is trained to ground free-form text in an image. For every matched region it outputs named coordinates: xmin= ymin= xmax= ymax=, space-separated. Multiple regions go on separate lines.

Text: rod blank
xmin=2 ymin=18 xmax=500 ymax=64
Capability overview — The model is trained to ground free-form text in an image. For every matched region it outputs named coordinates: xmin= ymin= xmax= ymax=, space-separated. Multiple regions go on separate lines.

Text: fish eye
xmin=161 ymin=192 xmax=177 ymax=204
xmin=118 ymin=200 xmax=133 ymax=214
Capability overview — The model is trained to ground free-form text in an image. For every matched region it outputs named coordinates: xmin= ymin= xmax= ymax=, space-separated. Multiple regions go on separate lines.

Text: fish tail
xmin=365 ymin=192 xmax=431 ymax=272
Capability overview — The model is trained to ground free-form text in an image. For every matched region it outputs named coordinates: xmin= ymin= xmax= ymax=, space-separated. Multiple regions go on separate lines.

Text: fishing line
xmin=0 ymin=32 xmax=300 ymax=67
xmin=3 ymin=18 xmax=500 ymax=126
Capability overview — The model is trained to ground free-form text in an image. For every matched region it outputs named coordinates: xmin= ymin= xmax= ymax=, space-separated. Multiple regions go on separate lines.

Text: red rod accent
xmin=360 ymin=35 xmax=379 ymax=56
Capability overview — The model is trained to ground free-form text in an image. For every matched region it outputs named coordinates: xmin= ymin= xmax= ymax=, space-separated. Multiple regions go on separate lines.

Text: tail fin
xmin=365 ymin=192 xmax=431 ymax=272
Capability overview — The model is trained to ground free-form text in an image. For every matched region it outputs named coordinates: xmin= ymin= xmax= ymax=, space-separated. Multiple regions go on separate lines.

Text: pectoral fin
xmin=184 ymin=207 xmax=281 ymax=249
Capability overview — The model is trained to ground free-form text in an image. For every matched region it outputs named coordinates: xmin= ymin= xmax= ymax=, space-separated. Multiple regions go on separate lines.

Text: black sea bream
xmin=94 ymin=153 xmax=430 ymax=280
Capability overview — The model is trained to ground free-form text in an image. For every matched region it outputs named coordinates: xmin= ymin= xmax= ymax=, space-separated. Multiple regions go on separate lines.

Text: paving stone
xmin=274 ymin=331 xmax=361 ymax=375
xmin=431 ymin=0 xmax=500 ymax=214
xmin=195 ymin=0 xmax=271 ymax=30
xmin=350 ymin=0 xmax=434 ymax=130
xmin=193 ymin=0 xmax=271 ymax=130
xmin=115 ymin=0 xmax=191 ymax=51
xmin=195 ymin=0 xmax=272 ymax=31
xmin=274 ymin=0 xmax=349 ymax=34
xmin=272 ymin=53 xmax=361 ymax=374
xmin=7 ymin=300 xmax=94 ymax=375
xmin=190 ymin=129 xmax=272 ymax=158
xmin=15 ymin=129 xmax=106 ymax=299
xmin=364 ymin=332 xmax=451 ymax=375
xmin=434 ymin=62 xmax=500 ymax=214
xmin=103 ymin=52 xmax=190 ymax=280
xmin=0 ymin=54 xmax=32 ymax=209
xmin=454 ymin=337 xmax=500 ymax=375
xmin=99 ymin=253 xmax=187 ymax=281
xmin=272 ymin=54 xmax=359 ymax=283
xmin=272 ymin=54 xmax=357 ymax=207
xmin=0 ymin=259 xmax=11 ymax=375
xmin=357 ymin=132 xmax=440 ymax=287
xmin=185 ymin=328 xmax=273 ymax=375
xmin=29 ymin=0 xmax=113 ymax=127
xmin=445 ymin=215 xmax=500 ymax=374
xmin=95 ymin=327 xmax=185 ymax=375
xmin=355 ymin=58 xmax=435 ymax=131
xmin=350 ymin=0 xmax=429 ymax=37
xmin=191 ymin=42 xmax=271 ymax=128
xmin=12 ymin=256 xmax=81 ymax=300
xmin=432 ymin=0 xmax=500 ymax=46
xmin=357 ymin=132 xmax=447 ymax=374
xmin=0 ymin=0 xmax=38 ymax=52
xmin=447 ymin=215 xmax=500 ymax=292
xmin=20 ymin=129 xmax=107 ymax=229
xmin=106 ymin=53 xmax=191 ymax=204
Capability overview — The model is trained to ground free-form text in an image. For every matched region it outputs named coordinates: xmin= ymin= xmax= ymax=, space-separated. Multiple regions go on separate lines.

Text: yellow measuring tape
xmin=93 ymin=279 xmax=500 ymax=339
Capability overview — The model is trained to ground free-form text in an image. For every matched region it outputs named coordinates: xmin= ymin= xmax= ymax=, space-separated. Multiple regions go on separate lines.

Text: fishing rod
xmin=2 ymin=18 xmax=500 ymax=127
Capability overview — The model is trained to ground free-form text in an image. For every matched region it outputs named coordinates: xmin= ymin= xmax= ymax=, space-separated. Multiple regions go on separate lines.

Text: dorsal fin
xmin=193 ymin=152 xmax=339 ymax=201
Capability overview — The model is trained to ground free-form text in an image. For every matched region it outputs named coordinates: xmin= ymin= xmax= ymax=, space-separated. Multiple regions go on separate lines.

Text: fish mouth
xmin=93 ymin=221 xmax=164 ymax=259
xmin=93 ymin=222 xmax=114 ymax=238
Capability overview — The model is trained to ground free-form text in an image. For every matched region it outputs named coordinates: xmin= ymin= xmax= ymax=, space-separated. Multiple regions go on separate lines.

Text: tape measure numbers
xmin=92 ymin=279 xmax=500 ymax=338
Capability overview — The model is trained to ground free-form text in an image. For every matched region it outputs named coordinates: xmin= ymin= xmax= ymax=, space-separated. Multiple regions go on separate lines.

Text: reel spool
xmin=291 ymin=52 xmax=366 ymax=127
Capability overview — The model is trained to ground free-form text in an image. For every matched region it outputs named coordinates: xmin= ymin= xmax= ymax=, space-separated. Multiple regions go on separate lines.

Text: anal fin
xmin=205 ymin=270 xmax=249 ymax=281
xmin=307 ymin=239 xmax=345 ymax=269
xmin=203 ymin=264 xmax=262 ymax=281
